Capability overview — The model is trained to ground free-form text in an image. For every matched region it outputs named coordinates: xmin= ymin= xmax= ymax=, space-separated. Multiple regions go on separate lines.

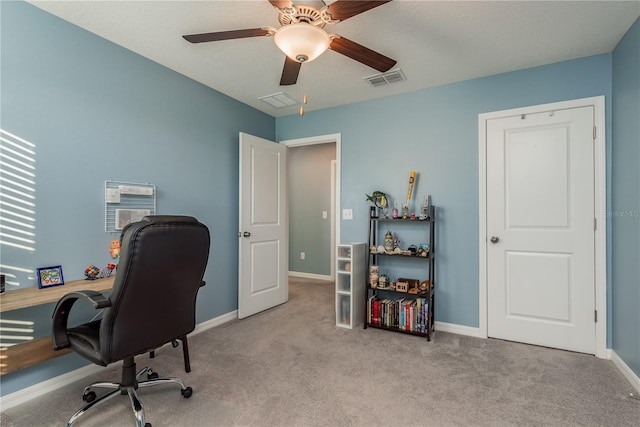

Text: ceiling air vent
xmin=258 ymin=92 xmax=299 ymax=108
xmin=363 ymin=69 xmax=406 ymax=87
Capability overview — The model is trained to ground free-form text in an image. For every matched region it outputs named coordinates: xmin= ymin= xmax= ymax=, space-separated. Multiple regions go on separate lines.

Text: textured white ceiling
xmin=29 ymin=1 xmax=640 ymax=117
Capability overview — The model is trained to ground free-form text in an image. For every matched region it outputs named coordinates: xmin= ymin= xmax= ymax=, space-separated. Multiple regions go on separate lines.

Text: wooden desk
xmin=0 ymin=276 xmax=115 ymax=376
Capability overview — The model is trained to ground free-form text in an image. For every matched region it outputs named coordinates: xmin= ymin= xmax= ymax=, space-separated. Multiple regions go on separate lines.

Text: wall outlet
xmin=342 ymin=209 xmax=353 ymax=220
xmin=300 ymin=252 xmax=305 ymax=260
xmin=322 ymin=211 xmax=327 ymax=219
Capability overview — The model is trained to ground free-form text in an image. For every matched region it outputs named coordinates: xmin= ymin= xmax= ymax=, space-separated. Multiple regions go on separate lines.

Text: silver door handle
xmin=490 ymin=236 xmax=500 ymax=243
xmin=243 ymin=231 xmax=251 ymax=237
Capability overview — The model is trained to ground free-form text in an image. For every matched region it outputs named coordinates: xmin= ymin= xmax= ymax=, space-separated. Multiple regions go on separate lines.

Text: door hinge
xmin=594 ymin=218 xmax=597 ymax=231
xmin=593 ymin=126 xmax=597 ymax=140
xmin=594 ymin=310 xmax=598 ymax=322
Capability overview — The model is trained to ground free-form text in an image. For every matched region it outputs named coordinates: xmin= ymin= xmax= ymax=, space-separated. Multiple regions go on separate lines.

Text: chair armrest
xmin=51 ymin=291 xmax=111 ymax=351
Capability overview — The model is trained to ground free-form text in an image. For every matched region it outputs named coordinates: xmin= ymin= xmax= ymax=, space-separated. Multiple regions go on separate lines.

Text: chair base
xmin=66 ymin=359 xmax=192 ymax=427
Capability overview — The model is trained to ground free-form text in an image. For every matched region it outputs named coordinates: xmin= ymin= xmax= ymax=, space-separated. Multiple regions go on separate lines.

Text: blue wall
xmin=0 ymin=1 xmax=274 ymax=395
xmin=277 ymin=54 xmax=613 ymax=331
xmin=612 ymin=17 xmax=640 ymax=378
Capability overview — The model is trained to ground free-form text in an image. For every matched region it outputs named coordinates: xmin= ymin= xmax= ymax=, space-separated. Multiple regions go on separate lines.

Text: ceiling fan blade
xmin=325 ymin=0 xmax=391 ymax=22
xmin=280 ymin=56 xmax=302 ymax=86
xmin=268 ymin=0 xmax=292 ymax=8
xmin=183 ymin=28 xmax=270 ymax=44
xmin=330 ymin=37 xmax=396 ymax=72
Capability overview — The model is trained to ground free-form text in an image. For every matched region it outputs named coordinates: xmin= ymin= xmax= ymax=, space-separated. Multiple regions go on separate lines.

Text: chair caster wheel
xmin=171 ymin=340 xmax=179 ymax=348
xmin=83 ymin=390 xmax=97 ymax=403
xmin=144 ymin=423 xmax=151 ymax=427
xmin=147 ymin=371 xmax=159 ymax=380
xmin=181 ymin=387 xmax=193 ymax=398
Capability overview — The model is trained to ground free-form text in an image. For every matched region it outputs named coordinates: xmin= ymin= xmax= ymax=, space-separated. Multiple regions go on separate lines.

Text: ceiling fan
xmin=182 ymin=0 xmax=397 ymax=86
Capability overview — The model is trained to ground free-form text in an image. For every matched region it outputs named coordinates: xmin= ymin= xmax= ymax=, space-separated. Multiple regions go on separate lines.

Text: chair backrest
xmin=100 ymin=215 xmax=210 ymax=362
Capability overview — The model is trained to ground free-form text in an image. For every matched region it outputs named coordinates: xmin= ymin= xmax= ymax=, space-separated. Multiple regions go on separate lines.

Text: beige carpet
xmin=2 ymin=277 xmax=639 ymax=426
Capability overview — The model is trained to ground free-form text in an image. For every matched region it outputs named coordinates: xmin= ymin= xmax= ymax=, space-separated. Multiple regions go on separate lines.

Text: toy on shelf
xmin=365 ymin=190 xmax=387 ymax=208
xmin=403 ymin=171 xmax=416 ymax=219
xmin=110 ymin=240 xmax=121 ymax=258
xmin=84 ymin=265 xmax=100 ymax=280
xmin=99 ymin=263 xmax=117 ymax=278
xmin=85 ymin=262 xmax=118 ymax=280
xmin=366 ymin=191 xmax=389 ymax=217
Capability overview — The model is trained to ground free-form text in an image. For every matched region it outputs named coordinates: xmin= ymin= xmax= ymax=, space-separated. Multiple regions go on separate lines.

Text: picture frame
xmin=37 ymin=265 xmax=64 ymax=289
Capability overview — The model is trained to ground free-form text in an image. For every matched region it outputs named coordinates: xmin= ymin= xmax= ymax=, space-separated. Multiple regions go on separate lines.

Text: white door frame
xmin=280 ymin=133 xmax=341 ymax=281
xmin=330 ymin=159 xmax=336 ymax=280
xmin=478 ymin=96 xmax=607 ymax=358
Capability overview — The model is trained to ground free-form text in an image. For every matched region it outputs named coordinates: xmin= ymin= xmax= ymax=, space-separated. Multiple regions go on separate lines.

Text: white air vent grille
xmin=258 ymin=92 xmax=300 ymax=108
xmin=363 ymin=69 xmax=406 ymax=87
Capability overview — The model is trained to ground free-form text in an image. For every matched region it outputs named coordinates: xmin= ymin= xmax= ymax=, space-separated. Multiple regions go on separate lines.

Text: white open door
xmin=238 ymin=132 xmax=288 ymax=319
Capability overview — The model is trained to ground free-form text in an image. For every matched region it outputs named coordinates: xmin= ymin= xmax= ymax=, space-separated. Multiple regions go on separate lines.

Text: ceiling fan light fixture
xmin=273 ymin=23 xmax=331 ymax=63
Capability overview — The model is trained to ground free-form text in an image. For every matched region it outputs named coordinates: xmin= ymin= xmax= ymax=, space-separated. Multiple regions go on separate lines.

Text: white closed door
xmin=486 ymin=106 xmax=596 ymax=354
xmin=238 ymin=132 xmax=288 ymax=319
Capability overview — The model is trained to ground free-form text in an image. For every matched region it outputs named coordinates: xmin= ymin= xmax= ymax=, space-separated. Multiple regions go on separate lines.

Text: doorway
xmin=478 ymin=97 xmax=607 ymax=358
xmin=281 ymin=134 xmax=341 ymax=281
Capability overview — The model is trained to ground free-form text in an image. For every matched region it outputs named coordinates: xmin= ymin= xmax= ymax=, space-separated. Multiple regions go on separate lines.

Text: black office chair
xmin=52 ymin=216 xmax=210 ymax=427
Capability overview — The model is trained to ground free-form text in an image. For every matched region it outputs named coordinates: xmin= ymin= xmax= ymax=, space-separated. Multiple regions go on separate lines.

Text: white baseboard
xmin=0 ymin=362 xmax=109 ymax=411
xmin=434 ymin=321 xmax=482 ymax=338
xmin=611 ymin=350 xmax=640 ymax=394
xmin=288 ymin=271 xmax=332 ymax=281
xmin=0 ymin=310 xmax=237 ymax=411
xmin=192 ymin=310 xmax=237 ymax=335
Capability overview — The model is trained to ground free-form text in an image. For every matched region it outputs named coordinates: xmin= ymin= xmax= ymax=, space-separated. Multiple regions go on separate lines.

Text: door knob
xmin=490 ymin=236 xmax=500 ymax=243
xmin=243 ymin=231 xmax=251 ymax=237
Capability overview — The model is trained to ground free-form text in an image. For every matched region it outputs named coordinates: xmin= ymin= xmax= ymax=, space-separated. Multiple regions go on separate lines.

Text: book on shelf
xmin=367 ymin=295 xmax=430 ymax=333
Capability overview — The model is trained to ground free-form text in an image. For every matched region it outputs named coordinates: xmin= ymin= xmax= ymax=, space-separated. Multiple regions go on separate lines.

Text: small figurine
xmin=384 ymin=231 xmax=393 ymax=253
xmin=418 ymin=243 xmax=430 ymax=257
xmin=110 ymin=240 xmax=121 ymax=258
xmin=420 ymin=194 xmax=430 ymax=220
xmin=369 ymin=265 xmax=379 ymax=288
xmin=379 ymin=274 xmax=390 ymax=289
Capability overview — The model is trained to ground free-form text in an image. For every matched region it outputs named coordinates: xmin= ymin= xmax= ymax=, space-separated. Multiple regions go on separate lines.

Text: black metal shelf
xmin=370 ymin=217 xmax=433 ymax=223
xmin=367 ymin=285 xmax=433 ymax=298
xmin=372 ymin=252 xmax=434 ymax=260
xmin=365 ymin=205 xmax=436 ymax=341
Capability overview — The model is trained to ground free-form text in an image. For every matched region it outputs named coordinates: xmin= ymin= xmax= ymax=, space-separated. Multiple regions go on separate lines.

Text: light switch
xmin=342 ymin=209 xmax=353 ymax=220
xmin=322 ymin=211 xmax=327 ymax=219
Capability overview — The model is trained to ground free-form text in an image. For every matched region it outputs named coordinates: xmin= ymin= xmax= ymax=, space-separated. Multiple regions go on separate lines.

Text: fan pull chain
xmin=300 ymin=65 xmax=307 ymax=116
